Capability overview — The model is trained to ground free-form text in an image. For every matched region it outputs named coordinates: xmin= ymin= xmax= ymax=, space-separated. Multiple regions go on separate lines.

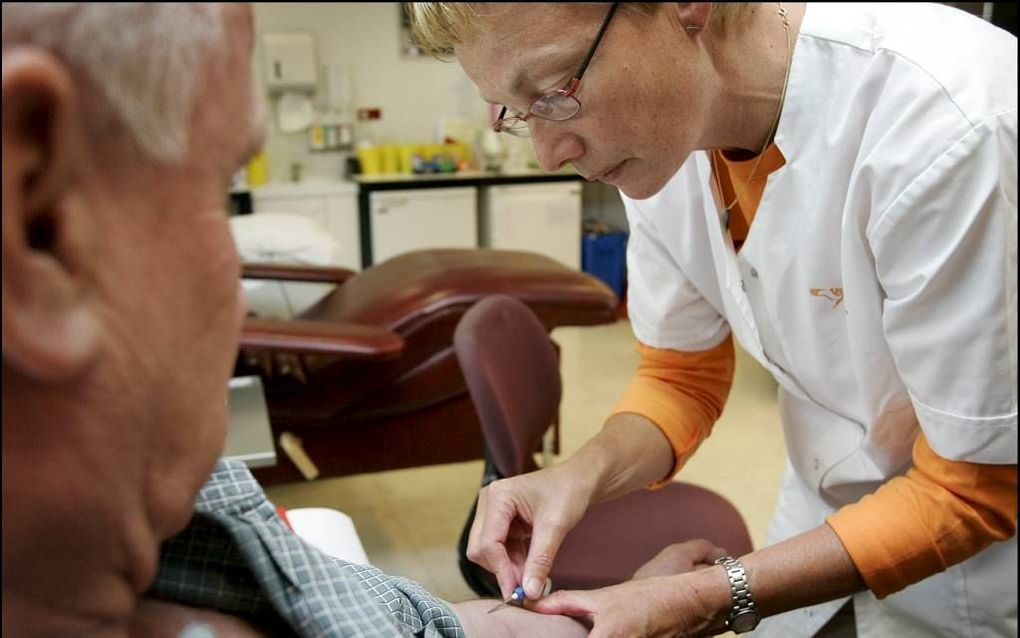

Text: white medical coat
xmin=622 ymin=4 xmax=1017 ymax=636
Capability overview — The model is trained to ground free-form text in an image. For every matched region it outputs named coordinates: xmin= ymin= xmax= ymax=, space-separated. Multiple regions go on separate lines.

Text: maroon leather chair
xmin=453 ymin=295 xmax=753 ymax=595
xmin=235 ymin=249 xmax=618 ymax=485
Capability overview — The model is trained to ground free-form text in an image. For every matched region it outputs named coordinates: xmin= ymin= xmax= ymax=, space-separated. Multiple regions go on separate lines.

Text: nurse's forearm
xmin=738 ymin=523 xmax=866 ymax=619
xmin=562 ymin=412 xmax=675 ymax=504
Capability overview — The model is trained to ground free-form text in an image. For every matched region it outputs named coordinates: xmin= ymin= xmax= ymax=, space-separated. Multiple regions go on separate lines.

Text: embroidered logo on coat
xmin=810 ymin=288 xmax=844 ymax=308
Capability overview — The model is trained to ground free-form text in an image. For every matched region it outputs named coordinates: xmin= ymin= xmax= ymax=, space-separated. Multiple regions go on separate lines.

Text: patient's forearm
xmin=453 ymin=600 xmax=590 ymax=638
xmin=129 ymin=600 xmax=270 ymax=637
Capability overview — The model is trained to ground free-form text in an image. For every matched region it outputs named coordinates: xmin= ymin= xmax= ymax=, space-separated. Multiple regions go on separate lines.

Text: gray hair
xmin=2 ymin=3 xmax=225 ymax=163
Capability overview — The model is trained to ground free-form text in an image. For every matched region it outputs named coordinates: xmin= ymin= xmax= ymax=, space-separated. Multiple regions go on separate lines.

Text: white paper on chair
xmin=286 ymin=507 xmax=371 ymax=565
xmin=231 ymin=213 xmax=340 ymax=318
xmin=230 ymin=213 xmax=339 ymax=265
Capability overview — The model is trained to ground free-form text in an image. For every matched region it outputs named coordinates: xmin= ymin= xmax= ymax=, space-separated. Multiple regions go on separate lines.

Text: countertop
xmin=246 ymin=169 xmax=583 ymax=198
xmin=251 ymin=179 xmax=359 ymax=197
xmin=350 ymin=168 xmax=581 ymax=185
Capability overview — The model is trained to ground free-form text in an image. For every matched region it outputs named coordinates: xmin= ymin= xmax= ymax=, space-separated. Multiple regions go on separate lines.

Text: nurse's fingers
xmin=466 ymin=483 xmax=523 ymax=599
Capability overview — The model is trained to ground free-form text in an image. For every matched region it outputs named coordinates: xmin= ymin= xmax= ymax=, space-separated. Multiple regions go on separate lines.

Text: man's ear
xmin=2 ymin=48 xmax=101 ymax=382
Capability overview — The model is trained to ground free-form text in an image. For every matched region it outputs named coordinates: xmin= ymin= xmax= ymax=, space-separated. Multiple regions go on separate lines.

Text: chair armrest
xmin=240 ymin=318 xmax=404 ymax=360
xmin=242 ymin=262 xmax=357 ymax=285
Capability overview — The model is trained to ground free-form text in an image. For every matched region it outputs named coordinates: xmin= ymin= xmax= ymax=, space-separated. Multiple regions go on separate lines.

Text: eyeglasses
xmin=492 ymin=2 xmax=619 ymax=137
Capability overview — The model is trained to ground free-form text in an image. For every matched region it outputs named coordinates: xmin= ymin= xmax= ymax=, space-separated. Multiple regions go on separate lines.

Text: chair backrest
xmin=454 ymin=295 xmax=561 ymax=478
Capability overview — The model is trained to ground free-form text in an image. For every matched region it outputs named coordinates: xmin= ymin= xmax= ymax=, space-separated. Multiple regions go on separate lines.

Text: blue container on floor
xmin=582 ymin=231 xmax=628 ymax=299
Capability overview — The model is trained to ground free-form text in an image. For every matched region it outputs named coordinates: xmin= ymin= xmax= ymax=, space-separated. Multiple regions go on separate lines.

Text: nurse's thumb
xmin=524 ymin=524 xmax=565 ymax=599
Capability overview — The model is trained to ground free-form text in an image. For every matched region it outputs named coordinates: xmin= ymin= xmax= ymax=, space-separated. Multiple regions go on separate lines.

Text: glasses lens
xmin=530 ymin=93 xmax=580 ymax=121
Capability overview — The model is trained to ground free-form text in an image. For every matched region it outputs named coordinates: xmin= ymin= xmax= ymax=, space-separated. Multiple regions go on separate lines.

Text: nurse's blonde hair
xmin=407 ymin=3 xmax=755 ymax=60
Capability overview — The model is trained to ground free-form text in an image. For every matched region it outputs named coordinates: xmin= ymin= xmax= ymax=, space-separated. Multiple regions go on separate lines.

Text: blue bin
xmin=582 ymin=231 xmax=628 ymax=299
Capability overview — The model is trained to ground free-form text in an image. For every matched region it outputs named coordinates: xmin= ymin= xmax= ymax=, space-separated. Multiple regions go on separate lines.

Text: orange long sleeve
xmin=826 ymin=433 xmax=1017 ymax=598
xmin=611 ymin=336 xmax=736 ymax=488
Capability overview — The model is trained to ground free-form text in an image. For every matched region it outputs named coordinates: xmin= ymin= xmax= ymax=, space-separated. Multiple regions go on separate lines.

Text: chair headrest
xmin=454 ymin=295 xmax=562 ymax=478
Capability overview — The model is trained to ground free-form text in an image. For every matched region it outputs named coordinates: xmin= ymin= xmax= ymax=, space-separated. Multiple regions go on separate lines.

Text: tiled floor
xmin=265 ymin=318 xmax=788 ymax=606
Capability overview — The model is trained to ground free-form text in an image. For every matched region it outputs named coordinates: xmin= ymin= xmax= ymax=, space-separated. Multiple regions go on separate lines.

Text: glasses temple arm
xmin=572 ymin=2 xmax=619 ymax=80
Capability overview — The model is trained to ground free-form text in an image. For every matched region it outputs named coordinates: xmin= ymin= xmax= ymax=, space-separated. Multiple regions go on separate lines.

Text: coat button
xmin=750 ymin=267 xmax=759 ymax=279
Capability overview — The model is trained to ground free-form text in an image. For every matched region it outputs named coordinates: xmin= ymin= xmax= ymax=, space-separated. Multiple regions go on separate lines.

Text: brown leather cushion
xmin=300 ymin=249 xmax=617 ymax=332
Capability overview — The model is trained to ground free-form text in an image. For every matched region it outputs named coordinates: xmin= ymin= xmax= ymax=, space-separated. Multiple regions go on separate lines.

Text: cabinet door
xmin=483 ymin=183 xmax=582 ymax=269
xmin=324 ymin=194 xmax=361 ymax=270
xmin=370 ymin=187 xmax=477 ymax=264
xmin=252 ymin=193 xmax=328 ymax=228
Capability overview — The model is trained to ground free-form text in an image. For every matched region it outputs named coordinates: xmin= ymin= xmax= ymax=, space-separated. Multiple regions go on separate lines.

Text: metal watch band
xmin=715 ymin=555 xmax=760 ymax=633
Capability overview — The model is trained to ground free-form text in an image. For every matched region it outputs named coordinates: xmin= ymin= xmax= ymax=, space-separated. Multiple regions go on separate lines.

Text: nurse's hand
xmin=632 ymin=539 xmax=729 ymax=580
xmin=528 ymin=571 xmax=729 ymax=638
xmin=466 ymin=463 xmax=595 ymax=601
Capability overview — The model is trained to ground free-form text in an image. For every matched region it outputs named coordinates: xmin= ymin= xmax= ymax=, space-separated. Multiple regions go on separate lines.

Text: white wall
xmin=252 ymin=3 xmax=490 ymax=181
xmin=249 ymin=3 xmax=625 ymax=229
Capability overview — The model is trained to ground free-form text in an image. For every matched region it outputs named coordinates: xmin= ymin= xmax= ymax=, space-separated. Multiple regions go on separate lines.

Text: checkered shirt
xmin=148 ymin=459 xmax=465 ymax=637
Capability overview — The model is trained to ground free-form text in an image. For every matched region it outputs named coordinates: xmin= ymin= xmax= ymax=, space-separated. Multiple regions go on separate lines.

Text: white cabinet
xmin=481 ymin=182 xmax=583 ymax=269
xmin=370 ymin=187 xmax=477 ymax=264
xmin=251 ymin=181 xmax=360 ymax=269
xmin=324 ymin=196 xmax=360 ymax=264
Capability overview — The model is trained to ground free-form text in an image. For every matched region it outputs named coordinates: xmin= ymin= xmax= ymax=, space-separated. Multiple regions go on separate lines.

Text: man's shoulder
xmin=194 ymin=458 xmax=266 ymax=514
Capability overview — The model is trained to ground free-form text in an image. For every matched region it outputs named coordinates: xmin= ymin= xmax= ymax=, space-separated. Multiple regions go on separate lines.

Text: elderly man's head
xmin=2 ymin=3 xmax=262 ymax=633
xmin=409 ymin=3 xmax=755 ymax=199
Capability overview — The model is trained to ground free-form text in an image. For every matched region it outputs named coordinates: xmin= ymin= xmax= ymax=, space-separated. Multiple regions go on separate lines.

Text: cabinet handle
xmin=374 ymin=198 xmax=407 ymax=214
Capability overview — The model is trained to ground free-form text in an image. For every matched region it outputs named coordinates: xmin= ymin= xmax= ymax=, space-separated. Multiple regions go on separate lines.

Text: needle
xmin=487 ymin=586 xmax=526 ymax=614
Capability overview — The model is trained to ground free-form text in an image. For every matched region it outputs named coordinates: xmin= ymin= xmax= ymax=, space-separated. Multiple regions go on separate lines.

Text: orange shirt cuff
xmin=826 ymin=433 xmax=1017 ymax=598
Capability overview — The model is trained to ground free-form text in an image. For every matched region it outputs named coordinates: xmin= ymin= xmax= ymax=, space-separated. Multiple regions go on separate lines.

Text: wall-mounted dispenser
xmin=263 ymin=32 xmax=317 ymax=95
xmin=264 ymin=32 xmax=317 ymax=134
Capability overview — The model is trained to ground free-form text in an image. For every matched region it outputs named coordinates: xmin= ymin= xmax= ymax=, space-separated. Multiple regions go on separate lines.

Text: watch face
xmin=731 ymin=610 xmax=760 ymax=633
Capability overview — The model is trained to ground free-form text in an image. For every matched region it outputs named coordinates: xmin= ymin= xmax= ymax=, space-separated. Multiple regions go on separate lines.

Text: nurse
xmin=410 ymin=3 xmax=1017 ymax=637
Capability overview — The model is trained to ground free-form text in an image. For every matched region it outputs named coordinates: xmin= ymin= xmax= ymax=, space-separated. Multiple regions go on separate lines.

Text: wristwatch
xmin=714 ymin=555 xmax=760 ymax=633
